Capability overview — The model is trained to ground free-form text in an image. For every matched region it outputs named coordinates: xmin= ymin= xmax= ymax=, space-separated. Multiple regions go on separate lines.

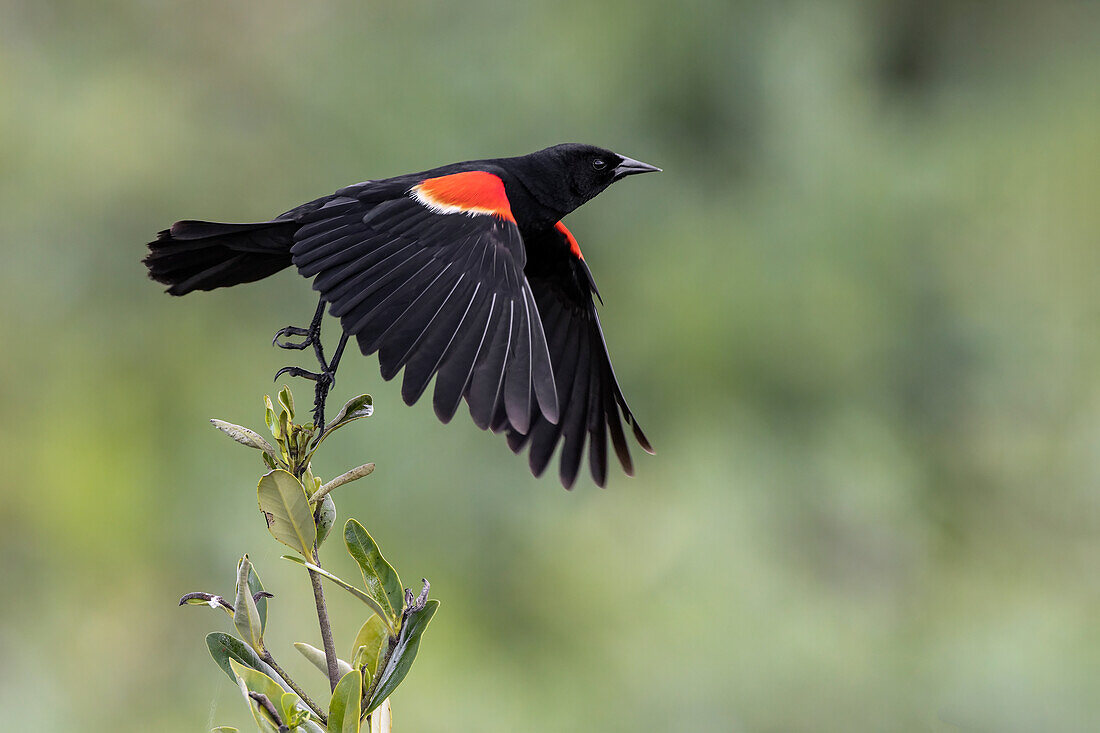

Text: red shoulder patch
xmin=555 ymin=221 xmax=583 ymax=260
xmin=411 ymin=171 xmax=515 ymax=222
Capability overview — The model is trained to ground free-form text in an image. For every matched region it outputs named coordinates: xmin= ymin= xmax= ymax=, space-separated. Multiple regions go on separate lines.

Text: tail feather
xmin=144 ymin=219 xmax=296 ymax=295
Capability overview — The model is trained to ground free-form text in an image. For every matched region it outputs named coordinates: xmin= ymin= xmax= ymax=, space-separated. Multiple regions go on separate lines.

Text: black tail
xmin=144 ymin=219 xmax=297 ymax=296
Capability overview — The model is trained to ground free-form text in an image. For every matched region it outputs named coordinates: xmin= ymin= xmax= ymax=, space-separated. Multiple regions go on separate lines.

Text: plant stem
xmin=261 ymin=650 xmax=328 ymax=724
xmin=309 ymin=551 xmax=341 ymax=691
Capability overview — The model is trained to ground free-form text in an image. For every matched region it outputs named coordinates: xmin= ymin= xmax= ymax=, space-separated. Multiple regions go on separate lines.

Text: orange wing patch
xmin=555 ymin=221 xmax=583 ymax=260
xmin=411 ymin=171 xmax=515 ymax=222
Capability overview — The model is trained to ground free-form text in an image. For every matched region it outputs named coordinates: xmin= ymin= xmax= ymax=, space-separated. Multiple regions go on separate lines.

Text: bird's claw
xmin=274 ymin=365 xmax=335 ymax=388
xmin=272 ymin=325 xmax=314 ymax=350
xmin=275 ymin=365 xmax=317 ymax=382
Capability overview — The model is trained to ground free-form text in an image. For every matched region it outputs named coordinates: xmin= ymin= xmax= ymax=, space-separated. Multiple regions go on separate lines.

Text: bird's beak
xmin=612 ymin=156 xmax=662 ymax=180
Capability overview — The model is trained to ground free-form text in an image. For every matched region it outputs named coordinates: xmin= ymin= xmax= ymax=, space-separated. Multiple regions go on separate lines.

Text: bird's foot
xmin=273 ymin=365 xmax=336 ymax=430
xmin=272 ymin=325 xmax=315 ymax=350
xmin=274 ymin=365 xmax=335 ymax=388
xmin=273 ymin=299 xmax=344 ymax=434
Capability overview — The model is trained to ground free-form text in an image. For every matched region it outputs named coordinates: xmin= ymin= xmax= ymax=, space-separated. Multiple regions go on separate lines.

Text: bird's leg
xmin=273 ymin=296 xmax=347 ymax=430
xmin=310 ymin=333 xmax=350 ymax=437
xmin=272 ymin=298 xmax=327 ymax=350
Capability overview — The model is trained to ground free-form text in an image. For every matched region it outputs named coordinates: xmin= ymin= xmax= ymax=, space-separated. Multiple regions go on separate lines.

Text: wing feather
xmin=433 ymin=291 xmax=496 ymax=423
xmin=503 ymin=296 xmax=533 ymax=434
xmin=401 ymin=278 xmax=479 ymax=405
xmin=504 ymin=222 xmax=652 ymax=488
xmin=468 ymin=300 xmax=512 ymax=430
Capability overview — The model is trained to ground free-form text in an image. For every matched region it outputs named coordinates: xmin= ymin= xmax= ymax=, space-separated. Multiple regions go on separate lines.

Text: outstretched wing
xmin=289 ymin=170 xmax=558 ymax=435
xmin=504 ymin=222 xmax=653 ymax=488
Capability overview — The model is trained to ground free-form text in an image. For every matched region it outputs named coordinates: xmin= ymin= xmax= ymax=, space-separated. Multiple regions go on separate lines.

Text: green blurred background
xmin=3 ymin=1 xmax=1100 ymax=730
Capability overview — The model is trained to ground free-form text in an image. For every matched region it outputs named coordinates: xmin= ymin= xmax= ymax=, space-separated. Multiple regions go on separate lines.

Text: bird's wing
xmin=503 ymin=222 xmax=653 ymax=488
xmin=290 ymin=171 xmax=558 ymax=434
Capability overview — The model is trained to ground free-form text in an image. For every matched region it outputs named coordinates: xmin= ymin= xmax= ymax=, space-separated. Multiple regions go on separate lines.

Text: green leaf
xmin=211 ymin=727 xmax=239 ymax=733
xmin=234 ymin=556 xmax=265 ymax=654
xmin=309 ymin=394 xmax=373 ymax=455
xmin=316 ymin=494 xmax=337 ymax=548
xmin=281 ymin=691 xmax=312 ymax=729
xmin=277 ymin=385 xmax=295 ymax=420
xmin=229 ymin=658 xmax=300 ymax=733
xmin=264 ymin=395 xmax=280 ymax=440
xmin=294 ymin=641 xmax=354 ymax=679
xmin=279 ymin=407 xmax=291 ymax=434
xmin=365 ymin=599 xmax=439 ymax=716
xmin=281 ymin=555 xmax=395 ymax=632
xmin=297 ymin=427 xmax=313 ymax=460
xmin=343 ymin=520 xmax=403 ymax=628
xmin=327 ymin=670 xmax=363 ymax=733
xmin=247 ymin=565 xmax=269 ymax=633
xmin=349 ymin=615 xmax=390 ymax=687
xmin=327 ymin=394 xmax=373 ymax=430
xmin=205 ymin=633 xmax=287 ymax=688
xmin=210 ymin=419 xmax=279 ymax=458
xmin=257 ymin=469 xmax=317 ymax=556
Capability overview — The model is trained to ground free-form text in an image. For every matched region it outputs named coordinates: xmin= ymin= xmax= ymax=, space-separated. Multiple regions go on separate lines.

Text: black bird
xmin=144 ymin=143 xmax=658 ymax=488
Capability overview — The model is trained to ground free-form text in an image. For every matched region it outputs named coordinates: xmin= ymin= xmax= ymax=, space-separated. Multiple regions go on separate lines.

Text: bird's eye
xmin=591 ymin=158 xmax=608 ymax=171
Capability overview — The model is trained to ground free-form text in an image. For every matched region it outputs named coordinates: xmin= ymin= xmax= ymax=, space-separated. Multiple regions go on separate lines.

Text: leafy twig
xmin=200 ymin=387 xmax=436 ymax=732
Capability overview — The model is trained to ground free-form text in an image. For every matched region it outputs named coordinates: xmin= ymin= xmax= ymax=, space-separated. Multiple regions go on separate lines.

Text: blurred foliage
xmin=2 ymin=0 xmax=1099 ymax=730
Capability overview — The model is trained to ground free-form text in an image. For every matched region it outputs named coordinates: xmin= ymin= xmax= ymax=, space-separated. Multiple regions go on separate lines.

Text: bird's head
xmin=515 ymin=143 xmax=661 ymax=219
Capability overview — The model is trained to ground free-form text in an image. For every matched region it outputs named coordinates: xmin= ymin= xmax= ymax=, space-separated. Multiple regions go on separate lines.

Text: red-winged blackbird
xmin=145 ymin=143 xmax=658 ymax=488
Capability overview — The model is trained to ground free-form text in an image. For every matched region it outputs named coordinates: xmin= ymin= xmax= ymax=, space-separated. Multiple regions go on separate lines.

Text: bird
xmin=144 ymin=143 xmax=658 ymax=488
